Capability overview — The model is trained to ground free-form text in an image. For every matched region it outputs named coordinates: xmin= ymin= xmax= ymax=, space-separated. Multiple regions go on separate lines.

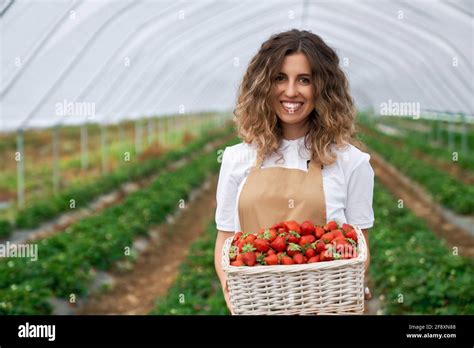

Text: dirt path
xmin=77 ymin=175 xmax=219 ymax=315
xmin=361 ymin=144 xmax=474 ymax=258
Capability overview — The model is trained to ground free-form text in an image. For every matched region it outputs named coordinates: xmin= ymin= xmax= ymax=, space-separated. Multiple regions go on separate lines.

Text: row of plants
xmin=0 ymin=125 xmax=234 ymax=238
xmin=358 ymin=115 xmax=474 ymax=172
xmin=357 ymin=128 xmax=474 ymax=215
xmin=150 ymin=220 xmax=229 ymax=315
xmin=369 ymin=182 xmax=474 ymax=314
xmin=0 ymin=134 xmax=239 ymax=314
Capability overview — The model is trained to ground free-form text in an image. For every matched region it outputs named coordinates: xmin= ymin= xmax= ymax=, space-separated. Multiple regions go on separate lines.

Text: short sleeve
xmin=215 ymin=147 xmax=238 ymax=232
xmin=345 ymin=154 xmax=375 ymax=229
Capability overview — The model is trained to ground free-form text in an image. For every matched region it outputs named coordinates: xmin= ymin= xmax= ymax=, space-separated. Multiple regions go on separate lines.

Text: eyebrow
xmin=277 ymin=72 xmax=311 ymax=77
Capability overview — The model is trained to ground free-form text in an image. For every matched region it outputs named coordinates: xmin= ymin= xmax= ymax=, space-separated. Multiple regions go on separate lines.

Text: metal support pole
xmin=80 ymin=123 xmax=88 ymax=170
xmin=52 ymin=125 xmax=60 ymax=195
xmin=147 ymin=118 xmax=154 ymax=145
xmin=164 ymin=117 xmax=169 ymax=145
xmin=119 ymin=123 xmax=125 ymax=144
xmin=448 ymin=122 xmax=454 ymax=150
xmin=100 ymin=124 xmax=108 ymax=173
xmin=135 ymin=119 xmax=142 ymax=153
xmin=436 ymin=119 xmax=442 ymax=145
xmin=16 ymin=129 xmax=25 ymax=208
xmin=461 ymin=114 xmax=468 ymax=154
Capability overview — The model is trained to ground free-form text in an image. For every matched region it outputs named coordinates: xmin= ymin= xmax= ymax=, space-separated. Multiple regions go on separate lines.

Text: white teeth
xmin=281 ymin=102 xmax=303 ymax=113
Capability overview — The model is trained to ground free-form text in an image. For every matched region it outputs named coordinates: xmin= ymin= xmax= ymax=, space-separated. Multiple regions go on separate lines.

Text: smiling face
xmin=272 ymin=52 xmax=315 ymax=131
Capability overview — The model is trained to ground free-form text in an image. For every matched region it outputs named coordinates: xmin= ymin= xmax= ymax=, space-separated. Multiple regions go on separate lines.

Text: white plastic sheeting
xmin=0 ymin=0 xmax=473 ymax=131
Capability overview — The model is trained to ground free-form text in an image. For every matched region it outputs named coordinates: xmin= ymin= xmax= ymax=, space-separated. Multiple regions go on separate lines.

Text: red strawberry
xmin=299 ymin=234 xmax=316 ymax=247
xmin=305 ymin=247 xmax=316 ymax=259
xmin=308 ymin=255 xmax=320 ymax=263
xmin=267 ymin=249 xmax=276 ymax=256
xmin=280 ymin=255 xmax=294 ymax=265
xmin=236 ymin=253 xmax=245 ymax=262
xmin=332 ymin=229 xmax=344 ymax=239
xmin=342 ymin=223 xmax=354 ymax=233
xmin=300 ymin=220 xmax=315 ymax=236
xmin=283 ymin=220 xmax=301 ymax=233
xmin=236 ymin=233 xmax=251 ymax=251
xmin=286 ymin=243 xmax=301 ymax=257
xmin=333 ymin=236 xmax=349 ymax=246
xmin=242 ymin=252 xmax=256 ymax=266
xmin=271 ymin=222 xmax=284 ymax=229
xmin=270 ymin=236 xmax=287 ymax=252
xmin=287 ymin=230 xmax=301 ymax=244
xmin=320 ymin=249 xmax=334 ymax=262
xmin=264 ymin=254 xmax=279 ymax=265
xmin=231 ymin=260 xmax=244 ymax=266
xmin=258 ymin=228 xmax=277 ymax=242
xmin=324 ymin=220 xmax=338 ymax=231
xmin=315 ymin=240 xmax=326 ymax=254
xmin=233 ymin=232 xmax=243 ymax=244
xmin=321 ymin=232 xmax=335 ymax=243
xmin=254 ymin=238 xmax=270 ymax=252
xmin=243 ymin=234 xmax=257 ymax=244
xmin=345 ymin=229 xmax=358 ymax=243
xmin=314 ymin=226 xmax=325 ymax=238
xmin=293 ymin=253 xmax=307 ymax=264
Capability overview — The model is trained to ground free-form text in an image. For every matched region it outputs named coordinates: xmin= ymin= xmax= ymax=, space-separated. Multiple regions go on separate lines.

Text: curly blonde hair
xmin=234 ymin=29 xmax=356 ymax=166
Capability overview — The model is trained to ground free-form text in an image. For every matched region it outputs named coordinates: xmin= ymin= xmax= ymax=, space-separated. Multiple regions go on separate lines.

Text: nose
xmin=284 ymin=81 xmax=298 ymax=98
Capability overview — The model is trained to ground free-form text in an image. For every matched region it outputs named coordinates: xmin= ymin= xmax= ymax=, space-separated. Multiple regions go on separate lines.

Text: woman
xmin=214 ymin=29 xmax=374 ymax=314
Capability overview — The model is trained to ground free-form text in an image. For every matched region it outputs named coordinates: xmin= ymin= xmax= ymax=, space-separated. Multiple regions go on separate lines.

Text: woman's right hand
xmin=215 ymin=230 xmax=235 ymax=315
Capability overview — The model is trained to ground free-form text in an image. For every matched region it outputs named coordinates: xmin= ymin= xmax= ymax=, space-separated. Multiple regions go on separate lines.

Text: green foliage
xmin=369 ymin=183 xmax=474 ymax=314
xmin=0 ymin=219 xmax=13 ymax=238
xmin=0 ymin=134 xmax=239 ymax=314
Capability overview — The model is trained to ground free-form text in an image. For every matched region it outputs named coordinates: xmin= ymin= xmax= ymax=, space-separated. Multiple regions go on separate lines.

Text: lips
xmin=281 ymin=101 xmax=304 ymax=113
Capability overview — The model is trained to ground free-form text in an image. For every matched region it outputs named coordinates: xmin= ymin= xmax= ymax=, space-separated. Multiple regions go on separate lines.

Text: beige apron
xmin=238 ymin=156 xmax=327 ymax=234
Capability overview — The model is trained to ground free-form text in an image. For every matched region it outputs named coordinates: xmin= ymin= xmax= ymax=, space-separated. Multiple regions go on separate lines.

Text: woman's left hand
xmin=364 ymin=284 xmax=372 ymax=300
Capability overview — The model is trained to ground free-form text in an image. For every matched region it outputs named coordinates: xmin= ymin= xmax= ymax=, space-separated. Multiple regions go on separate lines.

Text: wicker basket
xmin=222 ymin=226 xmax=367 ymax=315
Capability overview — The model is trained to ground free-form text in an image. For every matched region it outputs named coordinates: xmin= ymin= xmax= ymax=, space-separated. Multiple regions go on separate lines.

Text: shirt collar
xmin=280 ymin=135 xmax=311 ymax=159
xmin=281 ymin=135 xmax=306 ymax=148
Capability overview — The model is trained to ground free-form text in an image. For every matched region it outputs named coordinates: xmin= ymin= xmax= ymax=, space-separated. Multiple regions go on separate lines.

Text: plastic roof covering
xmin=0 ymin=0 xmax=473 ymax=132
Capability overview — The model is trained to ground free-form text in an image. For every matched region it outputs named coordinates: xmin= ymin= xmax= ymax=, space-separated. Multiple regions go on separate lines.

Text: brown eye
xmin=275 ymin=75 xmax=285 ymax=82
xmin=299 ymin=77 xmax=310 ymax=84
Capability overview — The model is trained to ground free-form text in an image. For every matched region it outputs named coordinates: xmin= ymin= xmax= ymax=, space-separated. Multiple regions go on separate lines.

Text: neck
xmin=281 ymin=120 xmax=308 ymax=140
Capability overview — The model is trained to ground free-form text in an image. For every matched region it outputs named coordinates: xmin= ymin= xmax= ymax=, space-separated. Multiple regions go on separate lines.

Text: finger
xmin=364 ymin=286 xmax=372 ymax=300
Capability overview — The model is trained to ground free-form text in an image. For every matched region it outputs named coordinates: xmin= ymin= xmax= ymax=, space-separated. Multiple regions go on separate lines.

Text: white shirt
xmin=215 ymin=136 xmax=375 ymax=233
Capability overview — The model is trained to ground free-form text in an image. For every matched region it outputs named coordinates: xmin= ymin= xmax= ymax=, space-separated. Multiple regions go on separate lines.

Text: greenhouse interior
xmin=0 ymin=0 xmax=473 ymax=344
